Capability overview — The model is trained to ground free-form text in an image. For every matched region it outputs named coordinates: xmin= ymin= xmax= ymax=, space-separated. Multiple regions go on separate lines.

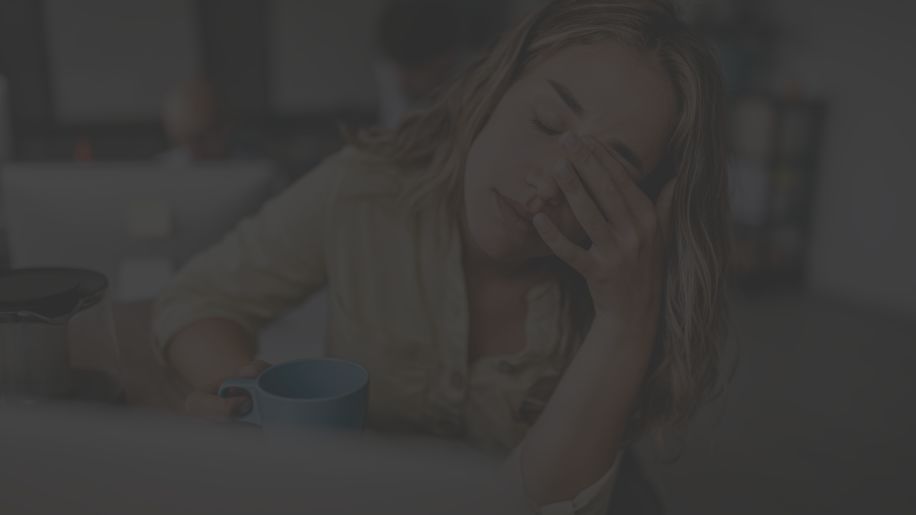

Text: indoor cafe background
xmin=0 ymin=0 xmax=913 ymax=513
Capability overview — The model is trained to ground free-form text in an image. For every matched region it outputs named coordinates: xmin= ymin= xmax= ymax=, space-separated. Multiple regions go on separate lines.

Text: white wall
xmin=765 ymin=0 xmax=916 ymax=319
xmin=44 ymin=0 xmax=199 ymax=123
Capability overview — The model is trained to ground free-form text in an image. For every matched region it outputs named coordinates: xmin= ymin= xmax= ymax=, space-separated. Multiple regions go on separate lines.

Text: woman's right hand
xmin=183 ymin=359 xmax=271 ymax=419
xmin=164 ymin=318 xmax=265 ymax=418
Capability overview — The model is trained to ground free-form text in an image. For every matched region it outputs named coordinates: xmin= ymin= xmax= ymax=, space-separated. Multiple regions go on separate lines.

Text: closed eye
xmin=531 ymin=116 xmax=562 ymax=136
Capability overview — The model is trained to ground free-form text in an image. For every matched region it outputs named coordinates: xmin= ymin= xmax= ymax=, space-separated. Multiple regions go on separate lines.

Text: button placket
xmin=425 ymin=218 xmax=470 ymax=431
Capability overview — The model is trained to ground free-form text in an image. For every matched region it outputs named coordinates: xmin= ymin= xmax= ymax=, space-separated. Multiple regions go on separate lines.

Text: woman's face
xmin=463 ymin=42 xmax=677 ymax=263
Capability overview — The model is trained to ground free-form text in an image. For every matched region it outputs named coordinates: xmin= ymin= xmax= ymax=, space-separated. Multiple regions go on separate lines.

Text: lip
xmin=493 ymin=189 xmax=534 ymax=235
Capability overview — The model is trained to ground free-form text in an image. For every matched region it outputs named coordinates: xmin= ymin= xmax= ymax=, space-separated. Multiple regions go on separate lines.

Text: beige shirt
xmin=153 ymin=147 xmax=618 ymax=514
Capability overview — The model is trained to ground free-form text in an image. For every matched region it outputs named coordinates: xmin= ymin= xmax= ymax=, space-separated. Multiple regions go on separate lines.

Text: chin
xmin=478 ymin=236 xmax=522 ymax=261
xmin=463 ymin=184 xmax=543 ymax=263
xmin=469 ymin=225 xmax=544 ymax=263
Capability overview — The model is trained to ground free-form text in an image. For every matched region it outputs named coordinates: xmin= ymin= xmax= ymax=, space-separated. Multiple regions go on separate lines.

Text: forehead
xmin=518 ymin=42 xmax=676 ymax=170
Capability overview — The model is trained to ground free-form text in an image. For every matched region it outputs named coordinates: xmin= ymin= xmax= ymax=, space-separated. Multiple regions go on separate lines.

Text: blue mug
xmin=218 ymin=358 xmax=369 ymax=432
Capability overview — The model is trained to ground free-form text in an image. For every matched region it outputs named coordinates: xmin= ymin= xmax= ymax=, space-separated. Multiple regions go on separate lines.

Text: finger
xmin=588 ymin=136 xmax=656 ymax=223
xmin=526 ymin=171 xmax=561 ymax=207
xmin=185 ymin=391 xmax=250 ymax=418
xmin=532 ymin=212 xmax=592 ymax=274
xmin=561 ymin=133 xmax=638 ymax=234
xmin=548 ymin=159 xmax=613 ymax=247
xmin=655 ymin=176 xmax=678 ymax=244
xmin=239 ymin=359 xmax=271 ymax=378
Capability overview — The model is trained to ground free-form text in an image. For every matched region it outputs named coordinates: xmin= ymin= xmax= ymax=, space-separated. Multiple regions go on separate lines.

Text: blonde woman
xmin=154 ymin=0 xmax=731 ymax=512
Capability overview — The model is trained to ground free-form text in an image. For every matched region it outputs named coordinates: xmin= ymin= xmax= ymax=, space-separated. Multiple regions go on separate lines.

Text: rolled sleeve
xmin=500 ymin=448 xmax=621 ymax=515
xmin=152 ymin=149 xmax=351 ymax=359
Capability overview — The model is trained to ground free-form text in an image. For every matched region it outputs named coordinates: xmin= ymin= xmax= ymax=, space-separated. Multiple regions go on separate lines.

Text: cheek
xmin=463 ymin=138 xmax=503 ymax=242
xmin=464 ymin=132 xmax=496 ymax=190
xmin=469 ymin=131 xmax=527 ymax=180
xmin=465 ymin=137 xmax=535 ymax=212
xmin=467 ymin=100 xmax=546 ymax=186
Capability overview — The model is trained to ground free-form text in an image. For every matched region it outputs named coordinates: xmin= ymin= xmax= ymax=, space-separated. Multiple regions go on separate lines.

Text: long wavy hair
xmin=351 ymin=0 xmax=731 ymax=439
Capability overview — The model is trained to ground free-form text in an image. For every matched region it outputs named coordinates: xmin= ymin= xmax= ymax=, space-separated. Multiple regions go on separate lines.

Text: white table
xmin=0 ymin=403 xmax=524 ymax=515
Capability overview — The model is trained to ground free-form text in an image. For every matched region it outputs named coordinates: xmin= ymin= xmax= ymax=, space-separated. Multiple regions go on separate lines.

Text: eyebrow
xmin=546 ymin=79 xmax=646 ymax=176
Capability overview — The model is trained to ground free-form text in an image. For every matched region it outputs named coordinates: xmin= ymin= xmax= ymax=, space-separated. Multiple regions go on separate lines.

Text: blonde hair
xmin=351 ymin=0 xmax=731 ymax=438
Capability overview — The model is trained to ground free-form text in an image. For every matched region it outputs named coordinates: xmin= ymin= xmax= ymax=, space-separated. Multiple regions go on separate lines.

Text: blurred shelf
xmin=728 ymin=95 xmax=826 ymax=292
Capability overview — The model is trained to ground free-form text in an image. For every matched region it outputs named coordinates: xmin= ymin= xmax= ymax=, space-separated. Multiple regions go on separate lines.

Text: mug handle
xmin=217 ymin=378 xmax=261 ymax=425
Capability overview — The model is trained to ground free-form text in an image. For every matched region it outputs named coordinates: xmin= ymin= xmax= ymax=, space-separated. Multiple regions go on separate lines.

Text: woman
xmin=153 ymin=0 xmax=731 ymax=513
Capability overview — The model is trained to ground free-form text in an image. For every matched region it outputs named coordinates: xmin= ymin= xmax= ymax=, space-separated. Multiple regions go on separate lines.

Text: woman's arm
xmin=166 ymin=318 xmax=257 ymax=393
xmin=517 ymin=133 xmax=677 ymax=507
xmin=515 ymin=315 xmax=653 ymax=505
xmin=151 ymin=149 xmax=356 ymax=413
xmin=153 ymin=156 xmax=339 ymax=357
xmin=165 ymin=318 xmax=269 ymax=417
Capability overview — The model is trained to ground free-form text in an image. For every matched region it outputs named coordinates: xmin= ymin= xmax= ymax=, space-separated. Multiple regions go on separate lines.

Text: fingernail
xmin=237 ymin=397 xmax=252 ymax=415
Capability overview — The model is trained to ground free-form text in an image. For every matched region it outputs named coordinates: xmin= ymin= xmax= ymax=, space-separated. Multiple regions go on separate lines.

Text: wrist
xmin=591 ymin=309 xmax=659 ymax=352
xmin=593 ymin=302 xmax=658 ymax=333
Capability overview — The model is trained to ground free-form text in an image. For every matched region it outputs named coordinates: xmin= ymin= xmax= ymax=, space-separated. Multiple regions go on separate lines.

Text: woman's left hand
xmin=532 ymin=132 xmax=677 ymax=342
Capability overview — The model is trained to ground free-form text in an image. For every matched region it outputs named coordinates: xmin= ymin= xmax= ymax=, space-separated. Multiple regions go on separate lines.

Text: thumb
xmin=656 ymin=175 xmax=678 ymax=244
xmin=238 ymin=359 xmax=271 ymax=378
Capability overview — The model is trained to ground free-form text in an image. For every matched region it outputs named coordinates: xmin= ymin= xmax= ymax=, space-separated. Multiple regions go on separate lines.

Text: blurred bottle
xmin=74 ymin=136 xmax=94 ymax=162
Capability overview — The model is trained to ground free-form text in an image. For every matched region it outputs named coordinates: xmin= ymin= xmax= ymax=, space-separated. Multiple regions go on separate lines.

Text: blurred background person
xmin=159 ymin=74 xmax=265 ymax=164
xmin=159 ymin=75 xmax=229 ymax=163
xmin=160 ymin=76 xmax=257 ymax=163
xmin=374 ymin=0 xmax=467 ymax=128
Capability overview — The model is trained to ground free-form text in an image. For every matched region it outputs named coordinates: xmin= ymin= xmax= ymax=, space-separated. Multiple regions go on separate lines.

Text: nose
xmin=525 ymin=161 xmax=564 ymax=212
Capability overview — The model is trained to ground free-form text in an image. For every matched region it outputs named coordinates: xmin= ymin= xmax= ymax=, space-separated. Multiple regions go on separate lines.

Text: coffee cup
xmin=218 ymin=358 xmax=369 ymax=433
